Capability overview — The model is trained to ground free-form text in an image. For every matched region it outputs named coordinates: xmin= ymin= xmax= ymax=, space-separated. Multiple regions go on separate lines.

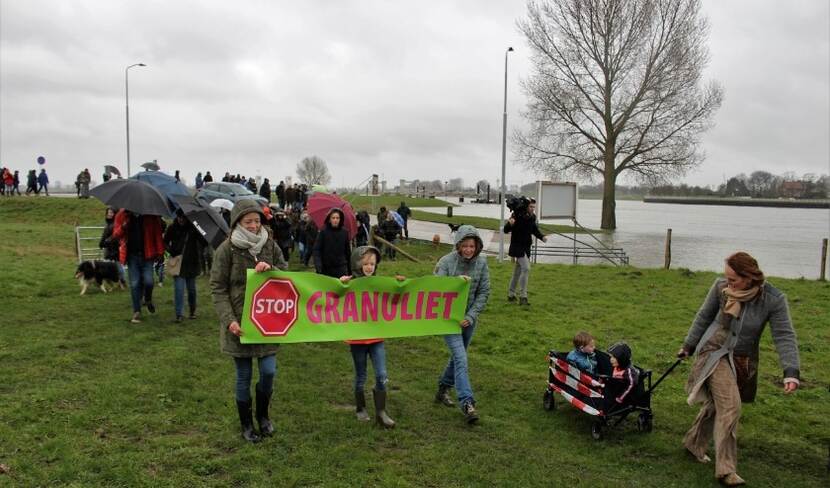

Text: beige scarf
xmin=722 ymin=285 xmax=761 ymax=318
xmin=230 ymin=225 xmax=268 ymax=260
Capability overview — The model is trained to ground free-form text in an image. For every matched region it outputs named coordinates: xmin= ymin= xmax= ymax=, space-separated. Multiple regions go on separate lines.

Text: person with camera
xmin=503 ymin=197 xmax=546 ymax=306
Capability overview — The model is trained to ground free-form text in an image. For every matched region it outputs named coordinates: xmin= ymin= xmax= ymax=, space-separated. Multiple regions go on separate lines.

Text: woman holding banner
xmin=210 ymin=199 xmax=288 ymax=443
xmin=433 ymin=225 xmax=490 ymax=425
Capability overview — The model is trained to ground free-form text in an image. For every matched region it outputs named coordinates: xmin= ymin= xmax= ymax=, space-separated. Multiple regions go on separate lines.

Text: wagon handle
xmin=648 ymin=359 xmax=683 ymax=394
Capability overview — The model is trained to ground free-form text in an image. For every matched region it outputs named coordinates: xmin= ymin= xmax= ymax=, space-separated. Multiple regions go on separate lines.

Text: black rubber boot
xmin=255 ymin=388 xmax=274 ymax=437
xmin=373 ymin=389 xmax=395 ymax=429
xmin=355 ymin=390 xmax=370 ymax=422
xmin=236 ymin=399 xmax=260 ymax=443
xmin=435 ymin=384 xmax=454 ymax=407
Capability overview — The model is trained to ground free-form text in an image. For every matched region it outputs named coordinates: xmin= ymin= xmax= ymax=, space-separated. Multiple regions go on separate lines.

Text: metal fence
xmin=75 ymin=226 xmax=105 ymax=263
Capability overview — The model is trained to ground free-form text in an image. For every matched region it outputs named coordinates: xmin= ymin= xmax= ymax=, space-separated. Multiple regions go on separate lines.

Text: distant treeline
xmin=577 ymin=171 xmax=829 ymax=200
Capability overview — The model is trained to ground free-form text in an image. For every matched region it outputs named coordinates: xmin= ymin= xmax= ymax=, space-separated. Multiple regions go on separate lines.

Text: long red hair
xmin=726 ymin=252 xmax=765 ymax=287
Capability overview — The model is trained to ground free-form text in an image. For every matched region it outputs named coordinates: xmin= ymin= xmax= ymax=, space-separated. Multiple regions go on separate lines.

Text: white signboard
xmin=536 ymin=181 xmax=577 ymax=219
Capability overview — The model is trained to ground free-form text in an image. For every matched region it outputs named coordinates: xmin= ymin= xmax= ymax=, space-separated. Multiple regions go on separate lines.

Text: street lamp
xmin=498 ymin=47 xmax=514 ymax=262
xmin=125 ymin=63 xmax=147 ymax=177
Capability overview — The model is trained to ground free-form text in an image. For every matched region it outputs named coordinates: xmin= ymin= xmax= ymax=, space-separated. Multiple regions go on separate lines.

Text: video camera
xmin=506 ymin=195 xmax=532 ymax=216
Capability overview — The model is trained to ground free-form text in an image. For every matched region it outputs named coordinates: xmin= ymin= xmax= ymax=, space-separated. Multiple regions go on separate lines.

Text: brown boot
xmin=373 ymin=389 xmax=395 ymax=429
xmin=719 ymin=473 xmax=745 ymax=486
xmin=355 ymin=390 xmax=370 ymax=422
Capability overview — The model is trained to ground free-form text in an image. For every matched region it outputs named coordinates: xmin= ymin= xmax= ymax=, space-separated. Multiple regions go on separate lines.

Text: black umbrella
xmin=141 ymin=162 xmax=161 ymax=171
xmin=104 ymin=165 xmax=122 ymax=177
xmin=171 ymin=195 xmax=230 ymax=249
xmin=90 ymin=179 xmax=173 ymax=216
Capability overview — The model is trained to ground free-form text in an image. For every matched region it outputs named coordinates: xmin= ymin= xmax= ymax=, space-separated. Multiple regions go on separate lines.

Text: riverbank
xmin=0 ymin=198 xmax=827 ymax=486
xmin=643 ymin=195 xmax=830 ymax=208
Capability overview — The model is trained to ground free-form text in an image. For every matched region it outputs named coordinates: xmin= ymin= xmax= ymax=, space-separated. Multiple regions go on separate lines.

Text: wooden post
xmin=372 ymin=234 xmax=420 ymax=263
xmin=664 ymin=228 xmax=672 ymax=269
xmin=821 ymin=238 xmax=828 ymax=281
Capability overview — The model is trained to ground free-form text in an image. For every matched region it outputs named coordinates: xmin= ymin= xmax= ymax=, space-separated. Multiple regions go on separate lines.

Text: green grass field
xmin=0 ymin=198 xmax=827 ymax=487
xmin=340 ymin=194 xmax=455 ymax=213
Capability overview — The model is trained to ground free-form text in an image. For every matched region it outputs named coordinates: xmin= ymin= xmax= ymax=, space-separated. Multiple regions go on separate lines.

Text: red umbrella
xmin=307 ymin=193 xmax=358 ymax=239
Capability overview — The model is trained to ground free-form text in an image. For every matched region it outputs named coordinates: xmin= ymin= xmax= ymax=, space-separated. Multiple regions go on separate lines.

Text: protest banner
xmin=240 ymin=271 xmax=470 ymax=344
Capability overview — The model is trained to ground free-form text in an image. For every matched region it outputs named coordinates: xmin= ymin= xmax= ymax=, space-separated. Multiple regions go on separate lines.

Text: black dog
xmin=75 ymin=260 xmax=125 ymax=295
xmin=447 ymin=223 xmax=463 ymax=233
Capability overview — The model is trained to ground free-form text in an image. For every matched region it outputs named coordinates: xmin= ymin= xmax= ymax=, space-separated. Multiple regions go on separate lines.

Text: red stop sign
xmin=250 ymin=278 xmax=300 ymax=336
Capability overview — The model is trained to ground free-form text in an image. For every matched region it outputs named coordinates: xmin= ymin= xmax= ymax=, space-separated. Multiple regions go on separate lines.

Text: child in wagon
xmin=566 ymin=331 xmax=598 ymax=374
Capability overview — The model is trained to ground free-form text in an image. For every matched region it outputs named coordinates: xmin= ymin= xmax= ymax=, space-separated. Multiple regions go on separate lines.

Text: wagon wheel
xmin=543 ymin=390 xmax=556 ymax=411
xmin=637 ymin=413 xmax=653 ymax=433
xmin=591 ymin=421 xmax=604 ymax=440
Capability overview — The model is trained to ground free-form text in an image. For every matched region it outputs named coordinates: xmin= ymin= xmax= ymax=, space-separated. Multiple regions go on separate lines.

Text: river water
xmin=418 ymin=198 xmax=830 ymax=279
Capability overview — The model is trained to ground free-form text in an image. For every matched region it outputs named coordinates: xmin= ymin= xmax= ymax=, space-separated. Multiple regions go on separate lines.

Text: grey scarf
xmin=230 ymin=225 xmax=268 ymax=260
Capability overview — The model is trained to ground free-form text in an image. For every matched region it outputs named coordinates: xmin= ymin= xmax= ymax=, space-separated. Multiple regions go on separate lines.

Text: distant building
xmin=781 ymin=181 xmax=805 ymax=198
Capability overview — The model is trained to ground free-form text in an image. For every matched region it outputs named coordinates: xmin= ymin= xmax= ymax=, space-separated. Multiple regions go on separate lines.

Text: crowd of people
xmin=210 ymin=199 xmax=491 ymax=444
xmin=1 ymin=166 xmax=50 ymax=196
xmin=76 ymin=171 xmax=800 ymax=485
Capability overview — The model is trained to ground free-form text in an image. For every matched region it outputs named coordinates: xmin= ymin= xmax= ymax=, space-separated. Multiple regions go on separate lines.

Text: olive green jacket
xmin=210 ymin=234 xmax=288 ymax=357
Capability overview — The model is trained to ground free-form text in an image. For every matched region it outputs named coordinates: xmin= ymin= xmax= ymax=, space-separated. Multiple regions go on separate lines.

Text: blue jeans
xmin=173 ymin=276 xmax=197 ymax=317
xmin=298 ymin=241 xmax=306 ymax=262
xmin=439 ymin=322 xmax=477 ymax=409
xmin=127 ymin=254 xmax=154 ymax=313
xmin=154 ymin=260 xmax=165 ymax=284
xmin=233 ymin=354 xmax=277 ymax=402
xmin=350 ymin=342 xmax=387 ymax=392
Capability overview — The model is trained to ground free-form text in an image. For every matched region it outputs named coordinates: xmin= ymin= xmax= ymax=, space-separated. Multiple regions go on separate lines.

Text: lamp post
xmin=498 ymin=47 xmax=514 ymax=262
xmin=125 ymin=63 xmax=146 ymax=177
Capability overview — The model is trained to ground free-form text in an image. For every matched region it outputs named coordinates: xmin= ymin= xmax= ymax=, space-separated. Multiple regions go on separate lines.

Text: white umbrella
xmin=210 ymin=198 xmax=234 ymax=211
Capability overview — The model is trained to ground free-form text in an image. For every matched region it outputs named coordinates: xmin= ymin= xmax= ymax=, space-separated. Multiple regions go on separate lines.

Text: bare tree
xmin=296 ymin=155 xmax=332 ymax=186
xmin=517 ymin=0 xmax=723 ymax=229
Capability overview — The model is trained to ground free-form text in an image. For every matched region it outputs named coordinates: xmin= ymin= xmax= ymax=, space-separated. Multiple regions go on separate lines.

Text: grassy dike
xmin=0 ymin=198 xmax=827 ymax=487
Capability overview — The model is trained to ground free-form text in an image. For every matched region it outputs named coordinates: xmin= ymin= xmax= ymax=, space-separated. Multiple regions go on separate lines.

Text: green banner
xmin=240 ymin=270 xmax=470 ymax=344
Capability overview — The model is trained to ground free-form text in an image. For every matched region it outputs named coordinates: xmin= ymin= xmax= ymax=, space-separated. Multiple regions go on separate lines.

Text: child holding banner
xmin=210 ymin=199 xmax=289 ymax=443
xmin=433 ymin=225 xmax=490 ymax=424
xmin=340 ymin=246 xmax=399 ymax=428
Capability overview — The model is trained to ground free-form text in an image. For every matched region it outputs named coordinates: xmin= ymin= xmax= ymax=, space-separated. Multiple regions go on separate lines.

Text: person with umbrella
xmin=111 ymin=208 xmax=165 ymax=323
xmin=164 ymin=210 xmax=205 ymax=322
xmin=396 ymin=201 xmax=412 ymax=239
xmin=312 ymin=208 xmax=351 ymax=278
xmin=210 ymin=199 xmax=288 ymax=443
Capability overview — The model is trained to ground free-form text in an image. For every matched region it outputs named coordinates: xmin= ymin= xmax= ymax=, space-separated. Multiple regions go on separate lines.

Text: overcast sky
xmin=1 ymin=0 xmax=828 ymax=188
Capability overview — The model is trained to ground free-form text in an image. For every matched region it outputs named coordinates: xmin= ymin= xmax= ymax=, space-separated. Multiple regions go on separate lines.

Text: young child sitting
xmin=607 ymin=342 xmax=639 ymax=404
xmin=340 ymin=246 xmax=403 ymax=428
xmin=566 ymin=331 xmax=597 ymax=374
